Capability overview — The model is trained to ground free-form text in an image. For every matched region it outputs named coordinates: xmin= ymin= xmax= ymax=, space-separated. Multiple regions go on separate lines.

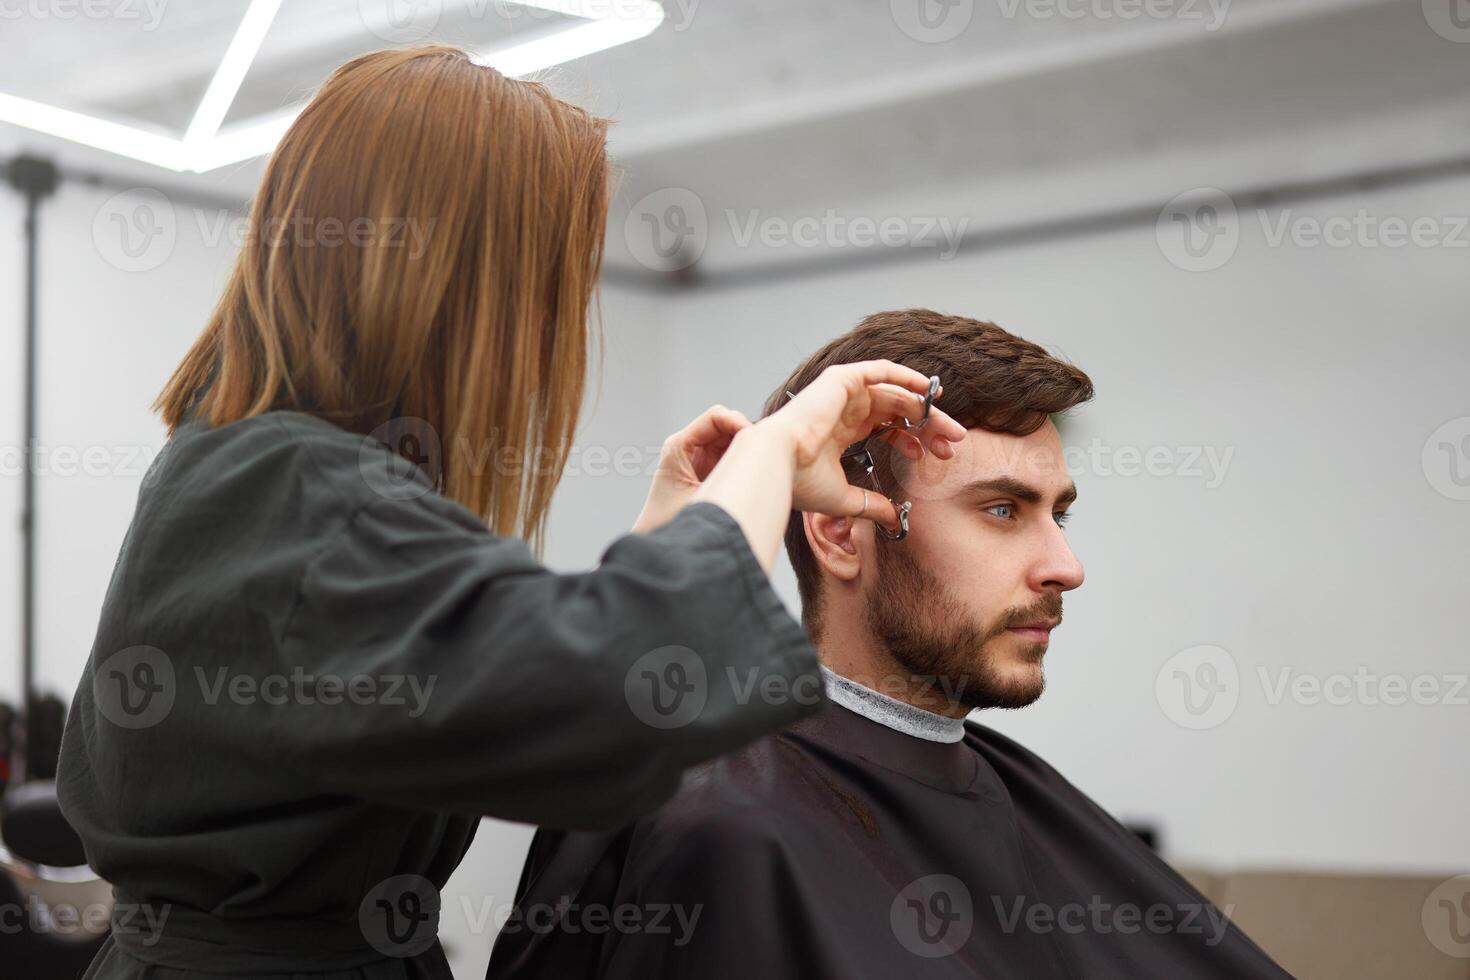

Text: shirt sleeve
xmin=265 ymin=496 xmax=823 ymax=828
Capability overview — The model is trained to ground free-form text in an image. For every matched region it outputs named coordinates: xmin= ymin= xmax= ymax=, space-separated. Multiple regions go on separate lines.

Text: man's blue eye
xmin=983 ymin=504 xmax=1072 ymax=526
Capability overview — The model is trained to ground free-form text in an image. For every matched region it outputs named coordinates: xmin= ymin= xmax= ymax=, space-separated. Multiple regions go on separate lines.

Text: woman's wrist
xmin=703 ymin=425 xmax=797 ymax=498
xmin=741 ymin=418 xmax=798 ymax=470
xmin=690 ymin=426 xmax=796 ymax=573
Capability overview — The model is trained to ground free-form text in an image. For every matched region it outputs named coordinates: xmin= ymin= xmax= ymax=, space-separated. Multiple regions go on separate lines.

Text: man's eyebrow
xmin=960 ymin=477 xmax=1078 ymax=508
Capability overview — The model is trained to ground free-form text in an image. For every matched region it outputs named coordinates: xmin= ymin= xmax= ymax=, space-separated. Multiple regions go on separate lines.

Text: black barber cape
xmin=488 ymin=699 xmax=1294 ymax=979
xmin=56 ymin=410 xmax=821 ymax=979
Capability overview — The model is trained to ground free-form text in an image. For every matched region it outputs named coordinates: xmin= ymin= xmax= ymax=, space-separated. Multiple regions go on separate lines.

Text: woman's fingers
xmin=841 ymin=482 xmax=901 ymax=529
xmin=863 ymin=383 xmax=930 ymax=428
xmin=919 ymin=404 xmax=966 ymax=456
xmin=778 ymin=362 xmax=967 ymax=519
xmin=652 ymin=405 xmax=754 ymax=488
xmin=781 ymin=359 xmax=952 ymax=441
xmin=684 ymin=406 xmax=752 ymax=478
xmin=680 ymin=404 xmax=751 ymax=444
xmin=855 ymin=384 xmax=967 ymax=457
xmin=674 ymin=405 xmax=751 ymax=459
xmin=830 ymin=359 xmax=936 ymax=399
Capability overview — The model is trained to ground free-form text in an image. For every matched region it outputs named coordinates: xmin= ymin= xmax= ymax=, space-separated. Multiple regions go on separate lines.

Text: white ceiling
xmin=3 ymin=0 xmax=1276 ymax=133
xmin=605 ymin=0 xmax=1470 ymax=194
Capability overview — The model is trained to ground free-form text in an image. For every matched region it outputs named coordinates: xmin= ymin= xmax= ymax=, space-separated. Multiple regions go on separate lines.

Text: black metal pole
xmin=21 ymin=187 xmax=36 ymax=770
xmin=4 ymin=155 xmax=59 ymax=784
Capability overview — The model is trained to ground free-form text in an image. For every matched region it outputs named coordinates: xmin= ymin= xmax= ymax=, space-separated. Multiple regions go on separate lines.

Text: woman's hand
xmin=633 ymin=404 xmax=753 ymax=533
xmin=757 ymin=360 xmax=967 ymax=531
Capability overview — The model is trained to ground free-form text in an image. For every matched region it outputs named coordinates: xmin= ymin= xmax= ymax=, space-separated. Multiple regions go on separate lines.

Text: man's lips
xmin=1005 ymin=620 xmax=1059 ymax=642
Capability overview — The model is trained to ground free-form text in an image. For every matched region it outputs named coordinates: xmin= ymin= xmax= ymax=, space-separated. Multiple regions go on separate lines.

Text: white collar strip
xmin=821 ymin=666 xmax=967 ymax=744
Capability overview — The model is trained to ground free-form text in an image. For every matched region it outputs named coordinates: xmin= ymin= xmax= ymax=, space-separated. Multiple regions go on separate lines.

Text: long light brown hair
xmin=156 ymin=46 xmax=611 ymax=555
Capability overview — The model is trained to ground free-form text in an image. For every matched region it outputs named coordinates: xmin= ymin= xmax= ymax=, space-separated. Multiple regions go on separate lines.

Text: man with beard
xmin=487 ymin=310 xmax=1290 ymax=979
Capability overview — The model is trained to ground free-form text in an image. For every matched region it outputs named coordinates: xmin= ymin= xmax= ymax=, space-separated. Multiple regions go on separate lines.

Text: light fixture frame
xmin=0 ymin=0 xmax=665 ymax=172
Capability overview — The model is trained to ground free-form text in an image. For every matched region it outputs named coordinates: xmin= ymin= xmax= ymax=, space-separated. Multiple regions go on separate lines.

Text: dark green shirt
xmin=56 ymin=410 xmax=821 ymax=978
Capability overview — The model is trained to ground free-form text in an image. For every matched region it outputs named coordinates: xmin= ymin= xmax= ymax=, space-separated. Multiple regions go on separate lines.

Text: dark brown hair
xmin=759 ymin=309 xmax=1094 ymax=642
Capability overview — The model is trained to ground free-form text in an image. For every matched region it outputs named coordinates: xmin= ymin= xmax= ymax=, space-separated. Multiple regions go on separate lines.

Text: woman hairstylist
xmin=56 ymin=45 xmax=964 ymax=979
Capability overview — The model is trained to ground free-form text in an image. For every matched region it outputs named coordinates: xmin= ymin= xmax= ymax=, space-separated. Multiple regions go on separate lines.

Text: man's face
xmin=862 ymin=419 xmax=1084 ymax=711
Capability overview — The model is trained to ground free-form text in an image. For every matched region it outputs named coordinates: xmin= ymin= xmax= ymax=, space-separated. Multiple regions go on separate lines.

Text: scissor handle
xmin=876 ymin=500 xmax=912 ymax=541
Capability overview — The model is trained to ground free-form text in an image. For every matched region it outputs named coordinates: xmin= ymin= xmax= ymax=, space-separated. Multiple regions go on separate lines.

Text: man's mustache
xmin=999 ymin=594 xmax=1063 ymax=631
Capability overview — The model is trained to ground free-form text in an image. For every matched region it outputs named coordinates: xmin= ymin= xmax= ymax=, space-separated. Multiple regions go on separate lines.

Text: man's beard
xmin=863 ymin=541 xmax=1062 ymax=711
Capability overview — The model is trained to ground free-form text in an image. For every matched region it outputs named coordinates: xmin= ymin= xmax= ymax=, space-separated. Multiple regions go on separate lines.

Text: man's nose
xmin=1030 ymin=523 xmax=1084 ymax=594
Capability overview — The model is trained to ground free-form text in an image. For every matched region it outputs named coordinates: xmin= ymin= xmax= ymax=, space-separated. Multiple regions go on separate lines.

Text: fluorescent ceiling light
xmin=0 ymin=89 xmax=181 ymax=171
xmin=474 ymin=7 xmax=665 ymax=77
xmin=0 ymin=0 xmax=665 ymax=173
xmin=183 ymin=0 xmax=288 ymax=149
xmin=188 ymin=106 xmax=299 ymax=175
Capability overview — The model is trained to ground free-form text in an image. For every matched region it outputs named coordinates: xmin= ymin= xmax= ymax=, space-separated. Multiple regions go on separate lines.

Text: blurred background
xmin=0 ymin=0 xmax=1467 ymax=976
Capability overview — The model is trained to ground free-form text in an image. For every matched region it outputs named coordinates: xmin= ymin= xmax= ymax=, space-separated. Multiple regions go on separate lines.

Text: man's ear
xmin=803 ymin=511 xmax=864 ymax=583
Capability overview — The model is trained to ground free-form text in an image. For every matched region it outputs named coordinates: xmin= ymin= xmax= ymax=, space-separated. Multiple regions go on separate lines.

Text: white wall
xmin=0 ymin=181 xmax=223 ymax=705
